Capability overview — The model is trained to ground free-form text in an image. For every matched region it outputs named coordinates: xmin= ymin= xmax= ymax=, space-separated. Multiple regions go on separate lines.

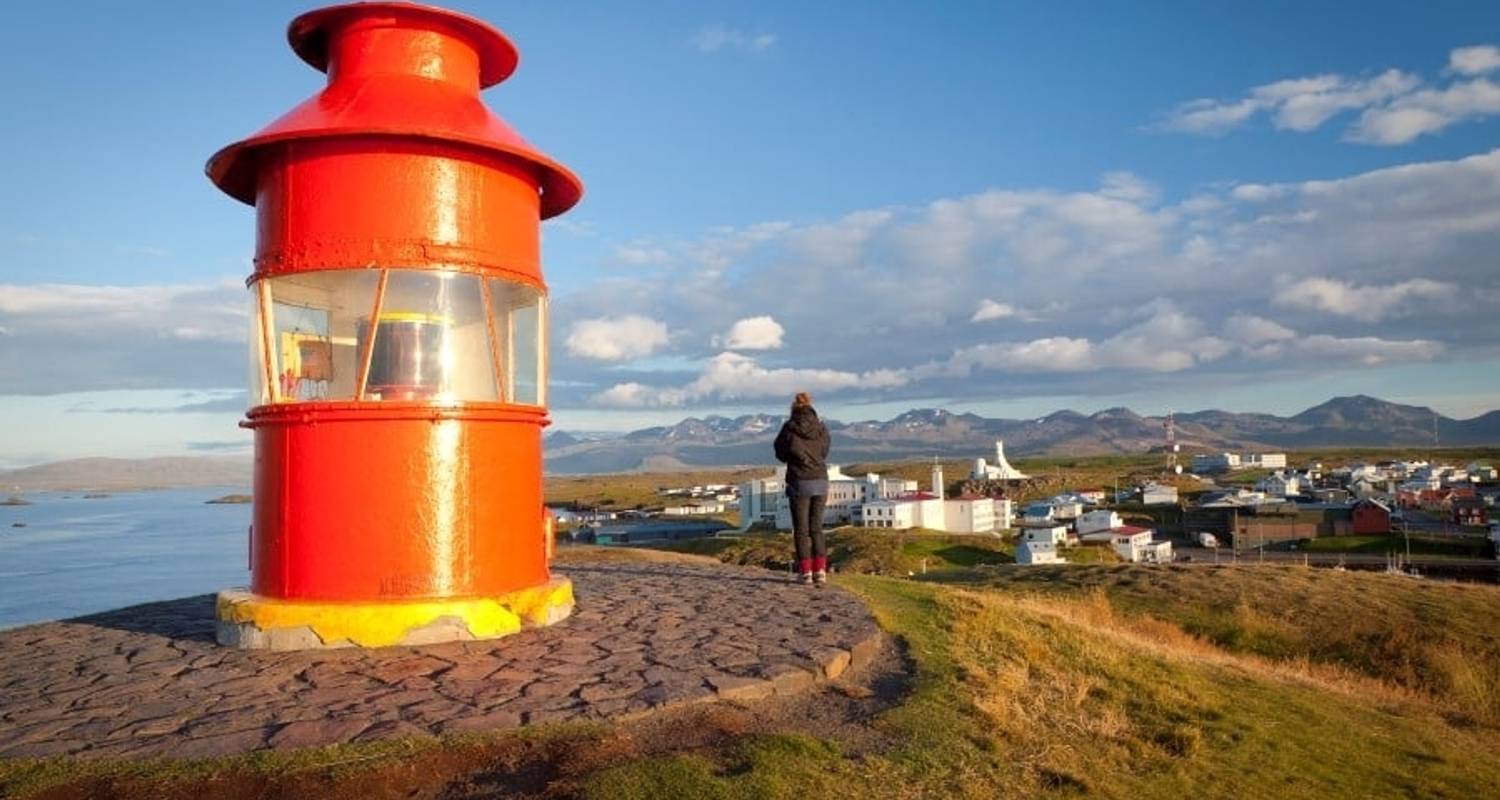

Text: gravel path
xmin=0 ymin=561 xmax=882 ymax=760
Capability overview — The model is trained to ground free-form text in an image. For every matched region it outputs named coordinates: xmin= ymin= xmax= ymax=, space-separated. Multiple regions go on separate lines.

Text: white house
xmin=971 ymin=440 xmax=1029 ymax=481
xmin=1192 ymin=452 xmax=1241 ymax=473
xmin=1083 ymin=522 xmax=1156 ymax=544
xmin=1141 ymin=483 xmax=1179 ymax=505
xmin=1255 ymin=471 xmax=1302 ymax=498
xmin=1243 ymin=453 xmax=1287 ymax=469
xmin=1042 ymin=496 xmax=1085 ymax=520
xmin=1016 ymin=525 xmax=1067 ymax=565
xmin=1111 ymin=526 xmax=1172 ymax=563
xmin=1076 ymin=509 xmax=1122 ymax=535
xmin=944 ymin=495 xmax=1000 ymax=534
xmin=738 ymin=470 xmax=784 ymax=529
xmin=860 ymin=497 xmax=920 ymax=529
xmin=1022 ymin=502 xmax=1055 ymax=525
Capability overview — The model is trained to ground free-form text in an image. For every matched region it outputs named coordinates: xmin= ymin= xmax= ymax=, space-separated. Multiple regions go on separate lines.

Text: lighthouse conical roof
xmin=206 ymin=2 xmax=582 ymax=219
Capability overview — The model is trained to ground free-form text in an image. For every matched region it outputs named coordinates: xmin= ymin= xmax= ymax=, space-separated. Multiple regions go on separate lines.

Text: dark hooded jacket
xmin=773 ymin=406 xmax=831 ymax=483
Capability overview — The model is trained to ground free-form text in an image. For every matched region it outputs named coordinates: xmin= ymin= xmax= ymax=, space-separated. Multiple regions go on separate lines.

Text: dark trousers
xmin=791 ymin=493 xmax=827 ymax=572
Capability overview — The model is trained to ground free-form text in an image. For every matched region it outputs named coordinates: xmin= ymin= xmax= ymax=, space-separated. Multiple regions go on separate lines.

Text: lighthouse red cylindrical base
xmin=246 ymin=404 xmax=548 ymax=600
xmin=208 ymin=2 xmax=583 ymax=649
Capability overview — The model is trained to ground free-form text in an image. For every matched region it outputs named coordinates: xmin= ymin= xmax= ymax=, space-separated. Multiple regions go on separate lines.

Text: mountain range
xmin=2 ymin=396 xmax=1496 ymax=487
xmin=542 ymin=395 xmax=1500 ymax=474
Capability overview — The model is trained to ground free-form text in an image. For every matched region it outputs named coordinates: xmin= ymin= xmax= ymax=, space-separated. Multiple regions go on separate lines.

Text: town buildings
xmin=1141 ymin=483 xmax=1179 ymax=505
xmin=1191 ymin=452 xmax=1286 ymax=473
xmin=743 ymin=463 xmax=1009 ymax=534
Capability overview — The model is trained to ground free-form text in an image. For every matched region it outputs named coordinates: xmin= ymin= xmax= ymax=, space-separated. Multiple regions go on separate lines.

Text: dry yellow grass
xmin=946 ymin=563 xmax=1500 ymax=726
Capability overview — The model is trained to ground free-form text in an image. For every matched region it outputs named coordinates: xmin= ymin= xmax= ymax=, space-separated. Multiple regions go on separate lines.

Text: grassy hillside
xmin=940 ymin=563 xmax=1500 ymax=725
xmin=7 ymin=552 xmax=1498 ymax=798
xmin=581 ymin=571 xmax=1500 ymax=798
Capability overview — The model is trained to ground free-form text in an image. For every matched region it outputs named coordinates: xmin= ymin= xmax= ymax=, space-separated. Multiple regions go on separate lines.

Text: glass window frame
xmin=248 ymin=268 xmax=547 ymax=409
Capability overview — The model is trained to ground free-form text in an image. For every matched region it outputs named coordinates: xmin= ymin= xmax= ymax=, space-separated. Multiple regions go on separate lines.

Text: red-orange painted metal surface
xmin=209 ymin=3 xmax=580 ymax=604
xmin=247 ymin=404 xmax=547 ymax=600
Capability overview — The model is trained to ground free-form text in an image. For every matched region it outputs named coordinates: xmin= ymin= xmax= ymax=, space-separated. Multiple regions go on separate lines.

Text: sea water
xmin=0 ymin=488 xmax=250 ymax=629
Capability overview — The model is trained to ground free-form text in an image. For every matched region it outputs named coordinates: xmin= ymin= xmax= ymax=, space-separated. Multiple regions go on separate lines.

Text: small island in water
xmin=206 ymin=494 xmax=253 ymax=505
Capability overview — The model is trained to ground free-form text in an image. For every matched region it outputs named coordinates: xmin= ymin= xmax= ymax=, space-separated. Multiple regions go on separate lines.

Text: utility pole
xmin=1164 ymin=411 xmax=1179 ymax=477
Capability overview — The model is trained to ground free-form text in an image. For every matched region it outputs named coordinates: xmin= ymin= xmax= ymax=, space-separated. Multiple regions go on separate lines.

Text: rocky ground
xmin=0 ymin=559 xmax=884 ymax=761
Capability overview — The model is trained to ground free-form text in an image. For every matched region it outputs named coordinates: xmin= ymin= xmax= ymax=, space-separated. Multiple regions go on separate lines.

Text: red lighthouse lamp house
xmin=208 ymin=2 xmax=582 ymax=649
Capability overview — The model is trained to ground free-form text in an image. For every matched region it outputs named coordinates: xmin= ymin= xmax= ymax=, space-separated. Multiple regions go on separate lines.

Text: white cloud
xmin=542 ymin=147 xmax=1500 ymax=411
xmin=1098 ymin=171 xmax=1159 ymax=204
xmin=1223 ymin=314 xmax=1296 ymax=344
xmin=1159 ymin=70 xmax=1418 ymax=136
xmin=1348 ymin=78 xmax=1500 ymax=144
xmin=1259 ymin=70 xmax=1419 ymax=131
xmin=1157 ymin=97 xmax=1260 ymax=135
xmin=0 ymin=281 xmax=246 ymax=342
xmin=0 ymin=279 xmax=249 ymax=394
xmin=970 ymin=299 xmax=1016 ymax=322
xmin=1289 ymin=335 xmax=1443 ymax=365
xmin=612 ymin=242 xmax=671 ymax=266
xmin=1157 ymin=45 xmax=1500 ymax=144
xmin=924 ymin=307 xmax=1231 ymax=377
xmin=1450 ymin=45 xmax=1500 ymax=76
xmin=1246 ymin=335 xmax=1443 ymax=366
xmin=564 ymin=315 xmax=670 ymax=361
xmin=691 ymin=24 xmax=777 ymax=54
xmin=718 ymin=316 xmax=784 ymax=350
xmin=1272 ymin=277 xmax=1457 ymax=322
xmin=592 ymin=352 xmax=906 ymax=407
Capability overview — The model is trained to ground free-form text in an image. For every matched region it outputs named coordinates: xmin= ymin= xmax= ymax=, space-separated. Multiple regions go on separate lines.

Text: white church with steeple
xmin=971 ymin=440 xmax=1028 ymax=481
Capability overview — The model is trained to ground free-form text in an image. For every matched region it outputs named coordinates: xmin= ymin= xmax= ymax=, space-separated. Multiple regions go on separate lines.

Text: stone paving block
xmin=0 ymin=560 xmax=882 ymax=760
xmin=810 ymin=646 xmax=852 ymax=681
xmin=435 ymin=707 xmax=521 ymax=735
xmin=267 ymin=718 xmax=370 ymax=750
xmin=353 ymin=718 xmax=435 ymax=743
xmin=706 ymin=675 xmax=776 ymax=702
xmin=172 ymin=728 xmax=274 ymax=760
xmin=760 ymin=664 xmax=817 ymax=697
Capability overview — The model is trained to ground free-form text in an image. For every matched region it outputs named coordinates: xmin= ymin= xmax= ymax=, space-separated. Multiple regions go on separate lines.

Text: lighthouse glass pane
xmin=263 ymin=271 xmax=379 ymax=402
xmin=486 ymin=279 xmax=545 ymax=406
xmin=364 ymin=271 xmax=499 ymax=403
xmin=247 ymin=289 xmax=268 ymax=407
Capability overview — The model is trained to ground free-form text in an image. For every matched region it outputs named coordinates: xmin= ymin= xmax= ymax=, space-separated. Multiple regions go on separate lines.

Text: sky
xmin=3 ymin=1 xmax=1500 ymax=466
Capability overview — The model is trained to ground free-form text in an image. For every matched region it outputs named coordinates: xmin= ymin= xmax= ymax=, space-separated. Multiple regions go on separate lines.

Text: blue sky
xmin=3 ymin=1 xmax=1500 ymax=466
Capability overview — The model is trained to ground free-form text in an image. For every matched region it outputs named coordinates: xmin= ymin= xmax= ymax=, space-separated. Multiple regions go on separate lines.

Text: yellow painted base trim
xmin=215 ymin=576 xmax=574 ymax=649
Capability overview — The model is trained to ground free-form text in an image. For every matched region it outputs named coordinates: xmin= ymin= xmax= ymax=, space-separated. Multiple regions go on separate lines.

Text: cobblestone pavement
xmin=0 ymin=561 xmax=883 ymax=760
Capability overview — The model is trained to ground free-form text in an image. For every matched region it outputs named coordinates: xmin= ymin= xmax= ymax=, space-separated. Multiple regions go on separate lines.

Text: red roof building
xmin=1351 ymin=499 xmax=1391 ymax=535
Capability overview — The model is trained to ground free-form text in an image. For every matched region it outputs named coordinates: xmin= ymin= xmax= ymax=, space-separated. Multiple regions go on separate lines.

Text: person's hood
xmin=789 ymin=406 xmax=821 ymax=436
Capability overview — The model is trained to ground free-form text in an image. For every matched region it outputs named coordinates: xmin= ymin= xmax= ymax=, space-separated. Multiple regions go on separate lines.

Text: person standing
xmin=774 ymin=392 xmax=831 ymax=585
